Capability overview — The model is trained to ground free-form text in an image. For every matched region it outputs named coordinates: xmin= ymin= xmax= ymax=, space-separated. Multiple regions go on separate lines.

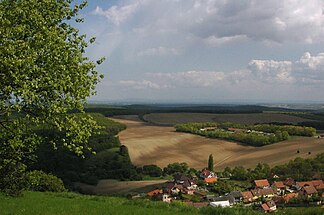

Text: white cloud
xmin=248 ymin=60 xmax=294 ymax=83
xmin=93 ymin=2 xmax=140 ymax=26
xmin=150 ymin=71 xmax=225 ymax=88
xmin=119 ymin=80 xmax=161 ymax=89
xmin=204 ymin=35 xmax=247 ymax=46
xmin=137 ymin=46 xmax=180 ymax=57
xmin=118 ymin=52 xmax=324 ymax=90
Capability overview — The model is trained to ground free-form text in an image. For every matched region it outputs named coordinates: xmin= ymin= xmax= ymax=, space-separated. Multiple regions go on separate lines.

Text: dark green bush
xmin=25 ymin=170 xmax=66 ymax=192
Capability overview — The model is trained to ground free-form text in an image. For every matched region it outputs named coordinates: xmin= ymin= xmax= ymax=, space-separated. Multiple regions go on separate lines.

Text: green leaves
xmin=0 ymin=0 xmax=104 ymax=195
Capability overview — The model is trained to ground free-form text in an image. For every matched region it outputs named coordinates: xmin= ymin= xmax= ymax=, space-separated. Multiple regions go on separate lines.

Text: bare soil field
xmin=75 ymin=179 xmax=167 ymax=195
xmin=143 ymin=112 xmax=309 ymax=126
xmin=112 ymin=115 xmax=324 ymax=170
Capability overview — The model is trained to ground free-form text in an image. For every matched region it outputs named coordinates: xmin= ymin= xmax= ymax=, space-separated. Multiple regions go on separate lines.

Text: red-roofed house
xmin=241 ymin=191 xmax=253 ymax=203
xmin=200 ymin=169 xmax=217 ymax=183
xmin=283 ymin=193 xmax=298 ymax=203
xmin=299 ymin=185 xmax=318 ymax=197
xmin=261 ymin=203 xmax=271 ymax=213
xmin=254 ymin=179 xmax=270 ymax=188
xmin=311 ymin=180 xmax=324 ymax=189
xmin=272 ymin=181 xmax=286 ymax=195
xmin=283 ymin=178 xmax=295 ymax=187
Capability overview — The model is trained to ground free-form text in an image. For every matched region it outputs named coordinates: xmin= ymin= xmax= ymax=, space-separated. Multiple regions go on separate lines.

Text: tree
xmin=208 ymin=154 xmax=214 ymax=171
xmin=0 ymin=0 xmax=103 ymax=195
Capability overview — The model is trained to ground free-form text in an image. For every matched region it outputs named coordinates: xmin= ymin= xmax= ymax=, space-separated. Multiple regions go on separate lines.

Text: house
xmin=241 ymin=191 xmax=253 ymax=203
xmin=163 ymin=182 xmax=182 ymax=195
xmin=210 ymin=200 xmax=230 ymax=207
xmin=251 ymin=188 xmax=274 ymax=199
xmin=260 ymin=201 xmax=277 ymax=213
xmin=147 ymin=189 xmax=162 ymax=197
xmin=283 ymin=193 xmax=298 ymax=203
xmin=174 ymin=174 xmax=190 ymax=184
xmin=200 ymin=169 xmax=217 ymax=183
xmin=156 ymin=193 xmax=172 ymax=203
xmin=183 ymin=188 xmax=194 ymax=195
xmin=211 ymin=195 xmax=235 ymax=206
xmin=228 ymin=191 xmax=243 ymax=203
xmin=272 ymin=181 xmax=285 ymax=195
xmin=283 ymin=178 xmax=296 ymax=187
xmin=311 ymin=180 xmax=324 ymax=190
xmin=260 ymin=203 xmax=271 ymax=213
xmin=254 ymin=179 xmax=270 ymax=188
xmin=299 ymin=185 xmax=317 ymax=197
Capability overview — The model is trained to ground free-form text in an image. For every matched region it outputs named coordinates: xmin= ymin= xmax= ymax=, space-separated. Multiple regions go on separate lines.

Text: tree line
xmin=175 ymin=122 xmax=316 ymax=146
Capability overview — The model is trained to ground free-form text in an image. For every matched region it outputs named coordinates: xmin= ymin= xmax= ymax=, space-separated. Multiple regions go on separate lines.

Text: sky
xmin=75 ymin=0 xmax=324 ymax=103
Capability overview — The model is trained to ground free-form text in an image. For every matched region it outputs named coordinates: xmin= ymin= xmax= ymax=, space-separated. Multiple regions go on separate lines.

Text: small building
xmin=283 ymin=193 xmax=298 ymax=203
xmin=260 ymin=201 xmax=277 ymax=213
xmin=241 ymin=191 xmax=253 ymax=203
xmin=272 ymin=181 xmax=286 ymax=195
xmin=147 ymin=189 xmax=162 ymax=197
xmin=254 ymin=179 xmax=270 ymax=188
xmin=200 ymin=169 xmax=217 ymax=183
xmin=210 ymin=200 xmax=230 ymax=207
xmin=228 ymin=191 xmax=243 ymax=203
xmin=283 ymin=178 xmax=296 ymax=187
xmin=212 ymin=195 xmax=235 ymax=206
xmin=299 ymin=185 xmax=318 ymax=197
xmin=251 ymin=188 xmax=274 ymax=199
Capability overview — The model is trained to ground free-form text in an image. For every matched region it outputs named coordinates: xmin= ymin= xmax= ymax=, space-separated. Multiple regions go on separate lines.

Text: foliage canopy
xmin=0 ymin=0 xmax=103 ymax=195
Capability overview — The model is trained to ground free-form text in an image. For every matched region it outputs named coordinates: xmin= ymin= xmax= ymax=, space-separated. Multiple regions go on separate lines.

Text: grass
xmin=0 ymin=192 xmax=196 ymax=215
xmin=1 ymin=192 xmax=323 ymax=215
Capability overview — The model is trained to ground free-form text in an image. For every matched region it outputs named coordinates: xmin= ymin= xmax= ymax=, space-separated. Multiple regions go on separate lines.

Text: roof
xmin=283 ymin=178 xmax=295 ymax=186
xmin=174 ymin=174 xmax=190 ymax=181
xmin=241 ymin=191 xmax=253 ymax=199
xmin=254 ymin=179 xmax=270 ymax=187
xmin=204 ymin=177 xmax=217 ymax=183
xmin=200 ymin=169 xmax=212 ymax=178
xmin=229 ymin=191 xmax=243 ymax=198
xmin=261 ymin=203 xmax=270 ymax=212
xmin=266 ymin=200 xmax=276 ymax=208
xmin=251 ymin=188 xmax=274 ymax=197
xmin=284 ymin=193 xmax=298 ymax=203
xmin=273 ymin=181 xmax=285 ymax=189
xmin=210 ymin=201 xmax=230 ymax=207
xmin=316 ymin=183 xmax=324 ymax=190
xmin=303 ymin=185 xmax=317 ymax=195
xmin=147 ymin=189 xmax=162 ymax=197
xmin=311 ymin=180 xmax=324 ymax=187
xmin=164 ymin=182 xmax=175 ymax=190
xmin=296 ymin=181 xmax=313 ymax=187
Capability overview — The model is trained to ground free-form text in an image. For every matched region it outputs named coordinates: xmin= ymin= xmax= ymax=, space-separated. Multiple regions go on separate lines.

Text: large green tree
xmin=0 ymin=0 xmax=103 ymax=195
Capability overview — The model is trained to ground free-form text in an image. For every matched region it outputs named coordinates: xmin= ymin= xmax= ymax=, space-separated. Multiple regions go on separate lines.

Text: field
xmin=143 ymin=112 xmax=310 ymax=126
xmin=75 ymin=179 xmax=167 ymax=195
xmin=113 ymin=115 xmax=324 ymax=170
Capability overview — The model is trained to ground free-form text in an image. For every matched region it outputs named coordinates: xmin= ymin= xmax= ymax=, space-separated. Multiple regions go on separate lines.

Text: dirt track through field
xmin=112 ymin=115 xmax=324 ymax=170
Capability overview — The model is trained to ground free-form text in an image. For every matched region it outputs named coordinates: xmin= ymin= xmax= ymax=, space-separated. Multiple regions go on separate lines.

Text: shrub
xmin=25 ymin=170 xmax=66 ymax=192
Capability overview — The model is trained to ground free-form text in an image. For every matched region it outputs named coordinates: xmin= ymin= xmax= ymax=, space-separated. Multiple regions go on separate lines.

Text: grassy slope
xmin=0 ymin=192 xmax=196 ymax=215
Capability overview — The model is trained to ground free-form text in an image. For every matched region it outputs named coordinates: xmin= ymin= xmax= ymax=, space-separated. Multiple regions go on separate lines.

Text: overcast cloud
xmin=79 ymin=0 xmax=324 ymax=103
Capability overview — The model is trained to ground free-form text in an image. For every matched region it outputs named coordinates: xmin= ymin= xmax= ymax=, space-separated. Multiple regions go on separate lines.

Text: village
xmin=144 ymin=168 xmax=324 ymax=213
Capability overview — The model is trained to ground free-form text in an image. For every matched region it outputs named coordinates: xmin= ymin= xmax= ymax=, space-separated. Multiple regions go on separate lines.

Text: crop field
xmin=75 ymin=179 xmax=167 ymax=195
xmin=143 ymin=113 xmax=310 ymax=126
xmin=113 ymin=115 xmax=324 ymax=170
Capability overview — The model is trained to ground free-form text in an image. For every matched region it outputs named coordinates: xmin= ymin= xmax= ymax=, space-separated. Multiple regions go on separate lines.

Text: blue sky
xmin=76 ymin=0 xmax=324 ymax=103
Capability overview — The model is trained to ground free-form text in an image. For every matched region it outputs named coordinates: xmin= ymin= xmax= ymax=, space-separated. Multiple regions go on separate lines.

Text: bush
xmin=25 ymin=170 xmax=66 ymax=192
